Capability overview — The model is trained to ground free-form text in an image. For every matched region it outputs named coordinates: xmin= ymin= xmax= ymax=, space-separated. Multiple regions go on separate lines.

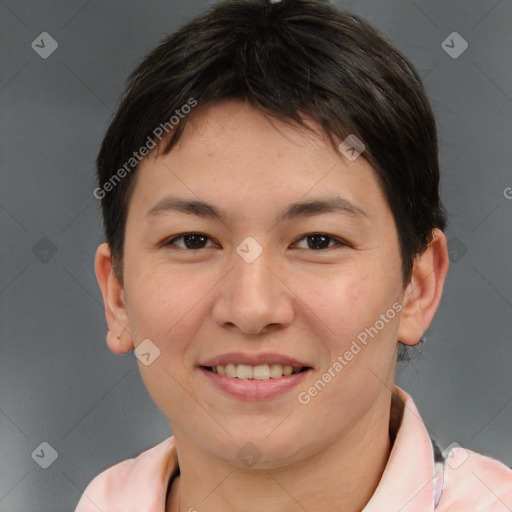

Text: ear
xmin=397 ymin=229 xmax=450 ymax=346
xmin=95 ymin=243 xmax=134 ymax=354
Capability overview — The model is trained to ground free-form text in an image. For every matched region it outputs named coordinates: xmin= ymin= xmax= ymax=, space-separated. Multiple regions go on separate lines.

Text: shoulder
xmin=74 ymin=437 xmax=177 ymax=512
xmin=438 ymin=445 xmax=512 ymax=511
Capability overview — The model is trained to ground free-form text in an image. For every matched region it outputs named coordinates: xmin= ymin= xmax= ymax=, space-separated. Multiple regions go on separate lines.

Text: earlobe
xmin=397 ymin=229 xmax=450 ymax=346
xmin=95 ymin=243 xmax=134 ymax=354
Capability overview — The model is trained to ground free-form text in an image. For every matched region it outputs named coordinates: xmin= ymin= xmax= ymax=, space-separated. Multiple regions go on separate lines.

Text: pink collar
xmin=362 ymin=386 xmax=443 ymax=511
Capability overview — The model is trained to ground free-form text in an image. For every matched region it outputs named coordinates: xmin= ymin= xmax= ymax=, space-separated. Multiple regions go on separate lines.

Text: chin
xmin=203 ymin=433 xmax=309 ymax=470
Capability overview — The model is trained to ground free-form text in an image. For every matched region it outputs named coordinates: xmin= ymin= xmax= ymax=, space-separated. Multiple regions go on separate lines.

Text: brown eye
xmin=163 ymin=233 xmax=214 ymax=250
xmin=293 ymin=234 xmax=347 ymax=250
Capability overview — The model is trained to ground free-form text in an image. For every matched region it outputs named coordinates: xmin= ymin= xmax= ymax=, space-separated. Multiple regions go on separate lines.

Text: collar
xmin=362 ymin=385 xmax=442 ymax=511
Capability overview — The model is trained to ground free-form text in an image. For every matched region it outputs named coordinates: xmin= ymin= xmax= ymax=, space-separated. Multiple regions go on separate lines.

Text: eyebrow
xmin=145 ymin=195 xmax=369 ymax=224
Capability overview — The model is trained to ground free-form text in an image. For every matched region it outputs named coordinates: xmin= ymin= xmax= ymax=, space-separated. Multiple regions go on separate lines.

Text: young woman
xmin=76 ymin=1 xmax=511 ymax=510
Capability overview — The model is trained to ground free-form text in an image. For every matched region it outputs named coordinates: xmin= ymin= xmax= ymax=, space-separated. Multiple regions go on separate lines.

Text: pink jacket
xmin=75 ymin=387 xmax=512 ymax=511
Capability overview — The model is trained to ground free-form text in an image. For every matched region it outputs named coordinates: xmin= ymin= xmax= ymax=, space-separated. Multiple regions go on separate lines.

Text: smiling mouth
xmin=201 ymin=363 xmax=311 ymax=380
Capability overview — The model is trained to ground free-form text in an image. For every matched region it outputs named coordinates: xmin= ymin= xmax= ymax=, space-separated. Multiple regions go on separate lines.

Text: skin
xmin=95 ymin=99 xmax=449 ymax=512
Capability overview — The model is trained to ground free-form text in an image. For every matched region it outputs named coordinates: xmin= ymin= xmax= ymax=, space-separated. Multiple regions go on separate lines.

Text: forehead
xmin=171 ymin=99 xmax=350 ymax=164
xmin=129 ymin=99 xmax=390 ymax=224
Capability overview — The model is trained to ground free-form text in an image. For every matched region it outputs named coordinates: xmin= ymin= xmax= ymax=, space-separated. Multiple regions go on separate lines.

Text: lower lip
xmin=198 ymin=367 xmax=312 ymax=400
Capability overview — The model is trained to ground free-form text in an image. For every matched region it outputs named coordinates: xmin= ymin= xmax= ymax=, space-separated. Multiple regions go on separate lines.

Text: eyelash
xmin=160 ymin=232 xmax=349 ymax=251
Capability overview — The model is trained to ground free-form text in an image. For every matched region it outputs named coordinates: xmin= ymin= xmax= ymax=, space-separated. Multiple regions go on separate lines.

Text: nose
xmin=211 ymin=242 xmax=295 ymax=336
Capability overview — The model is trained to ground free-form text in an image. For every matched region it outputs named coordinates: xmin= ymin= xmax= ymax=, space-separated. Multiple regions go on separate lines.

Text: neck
xmin=167 ymin=395 xmax=394 ymax=512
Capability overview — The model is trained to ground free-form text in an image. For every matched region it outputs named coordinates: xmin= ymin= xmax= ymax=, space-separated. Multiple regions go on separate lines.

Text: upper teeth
xmin=211 ymin=363 xmax=303 ymax=380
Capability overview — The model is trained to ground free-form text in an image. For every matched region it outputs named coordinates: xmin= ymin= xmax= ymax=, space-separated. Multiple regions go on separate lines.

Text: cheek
xmin=124 ymin=268 xmax=203 ymax=413
xmin=307 ymin=267 xmax=374 ymax=340
xmin=308 ymin=262 xmax=400 ymax=359
xmin=124 ymin=265 xmax=195 ymax=344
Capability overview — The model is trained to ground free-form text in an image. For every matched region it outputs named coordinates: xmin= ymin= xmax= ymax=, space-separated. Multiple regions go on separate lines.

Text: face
xmin=113 ymin=100 xmax=408 ymax=466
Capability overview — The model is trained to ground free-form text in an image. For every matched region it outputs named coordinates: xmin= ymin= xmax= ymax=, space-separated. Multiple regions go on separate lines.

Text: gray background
xmin=1 ymin=0 xmax=511 ymax=510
